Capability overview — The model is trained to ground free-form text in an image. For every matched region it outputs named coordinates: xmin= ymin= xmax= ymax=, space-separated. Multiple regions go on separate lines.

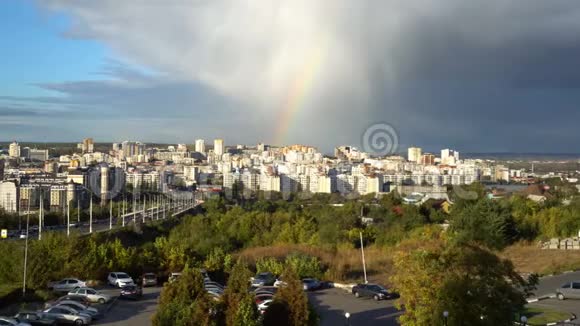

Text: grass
xmin=501 ymin=242 xmax=580 ymax=275
xmin=523 ymin=306 xmax=570 ymax=325
xmin=0 ymin=283 xmax=21 ymax=297
xmin=237 ymin=243 xmax=395 ymax=285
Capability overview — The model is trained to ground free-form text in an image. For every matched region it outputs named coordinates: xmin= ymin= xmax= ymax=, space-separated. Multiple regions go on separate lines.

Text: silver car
xmin=43 ymin=306 xmax=91 ymax=325
xmin=556 ymin=281 xmax=580 ymax=300
xmin=55 ymin=301 xmax=100 ymax=319
xmin=68 ymin=288 xmax=111 ymax=304
xmin=49 ymin=279 xmax=87 ymax=292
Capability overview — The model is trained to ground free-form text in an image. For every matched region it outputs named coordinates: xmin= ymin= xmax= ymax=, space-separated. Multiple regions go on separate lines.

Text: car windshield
xmin=117 ymin=273 xmax=130 ymax=278
xmin=303 ymin=279 xmax=316 ymax=283
xmin=122 ymin=285 xmax=136 ymax=290
xmin=256 ymin=273 xmax=270 ymax=279
xmin=369 ymin=285 xmax=386 ymax=291
xmin=144 ymin=274 xmax=156 ymax=279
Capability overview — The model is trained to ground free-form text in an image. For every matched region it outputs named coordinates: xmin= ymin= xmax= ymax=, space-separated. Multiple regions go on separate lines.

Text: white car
xmin=274 ymin=278 xmax=287 ymax=287
xmin=68 ymin=288 xmax=111 ymax=304
xmin=0 ymin=316 xmax=31 ymax=326
xmin=257 ymin=300 xmax=273 ymax=315
xmin=43 ymin=306 xmax=92 ymax=325
xmin=49 ymin=278 xmax=87 ymax=292
xmin=107 ymin=272 xmax=134 ymax=288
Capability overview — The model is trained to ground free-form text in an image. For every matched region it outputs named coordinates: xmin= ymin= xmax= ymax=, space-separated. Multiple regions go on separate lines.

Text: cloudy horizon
xmin=2 ymin=1 xmax=580 ymax=153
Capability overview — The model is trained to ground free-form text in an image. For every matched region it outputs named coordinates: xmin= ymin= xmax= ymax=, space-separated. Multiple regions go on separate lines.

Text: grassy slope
xmin=501 ymin=243 xmax=580 ymax=275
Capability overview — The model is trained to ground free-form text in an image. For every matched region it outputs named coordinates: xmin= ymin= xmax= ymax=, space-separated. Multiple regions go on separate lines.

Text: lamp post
xmin=520 ymin=316 xmax=527 ymax=326
xmin=109 ymin=199 xmax=113 ymax=230
xmin=22 ymin=199 xmax=30 ymax=296
xmin=344 ymin=312 xmax=350 ymax=326
xmin=443 ymin=311 xmax=449 ymax=326
xmin=67 ymin=200 xmax=70 ymax=237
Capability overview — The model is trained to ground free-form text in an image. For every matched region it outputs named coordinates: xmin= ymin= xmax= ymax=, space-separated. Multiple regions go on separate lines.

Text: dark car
xmin=14 ymin=312 xmax=58 ymax=326
xmin=251 ymin=272 xmax=276 ymax=287
xmin=120 ymin=285 xmax=143 ymax=300
xmin=352 ymin=283 xmax=394 ymax=300
xmin=142 ymin=273 xmax=158 ymax=287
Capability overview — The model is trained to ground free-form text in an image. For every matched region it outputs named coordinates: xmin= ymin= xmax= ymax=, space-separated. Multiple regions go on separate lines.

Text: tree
xmin=152 ymin=266 xmax=215 ymax=326
xmin=448 ymin=199 xmax=515 ymax=250
xmin=391 ymin=239 xmax=534 ymax=326
xmin=223 ymin=260 xmax=259 ymax=326
xmin=268 ymin=268 xmax=312 ymax=326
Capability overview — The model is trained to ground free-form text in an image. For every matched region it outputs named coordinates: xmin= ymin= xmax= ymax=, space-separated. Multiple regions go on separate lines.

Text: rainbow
xmin=274 ymin=47 xmax=325 ymax=146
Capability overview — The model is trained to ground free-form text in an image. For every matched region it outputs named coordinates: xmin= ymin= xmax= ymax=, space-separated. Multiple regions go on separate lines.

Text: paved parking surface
xmin=95 ymin=286 xmax=161 ymax=326
xmin=528 ymin=299 xmax=580 ymax=324
xmin=308 ymin=288 xmax=402 ymax=326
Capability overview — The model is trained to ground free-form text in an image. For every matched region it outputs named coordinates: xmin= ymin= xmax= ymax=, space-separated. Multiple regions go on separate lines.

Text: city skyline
xmin=2 ymin=1 xmax=580 ymax=152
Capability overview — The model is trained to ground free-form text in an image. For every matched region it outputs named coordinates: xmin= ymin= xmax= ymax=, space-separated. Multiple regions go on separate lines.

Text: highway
xmin=2 ymin=200 xmax=200 ymax=241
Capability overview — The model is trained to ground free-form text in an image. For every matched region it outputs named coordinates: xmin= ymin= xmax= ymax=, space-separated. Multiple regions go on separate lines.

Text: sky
xmin=1 ymin=0 xmax=580 ymax=153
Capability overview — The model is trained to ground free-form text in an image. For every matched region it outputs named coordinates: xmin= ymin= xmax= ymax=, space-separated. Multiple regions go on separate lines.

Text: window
xmin=572 ymin=282 xmax=580 ymax=289
xmin=69 ymin=280 xmax=78 ymax=284
xmin=59 ymin=280 xmax=67 ymax=284
xmin=87 ymin=289 xmax=97 ymax=295
xmin=561 ymin=283 xmax=571 ymax=289
xmin=0 ymin=320 xmax=11 ymax=325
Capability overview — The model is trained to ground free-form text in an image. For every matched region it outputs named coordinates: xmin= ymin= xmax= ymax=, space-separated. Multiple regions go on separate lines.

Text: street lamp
xmin=443 ymin=311 xmax=449 ymax=326
xmin=520 ymin=316 xmax=527 ymax=326
xmin=344 ymin=312 xmax=350 ymax=326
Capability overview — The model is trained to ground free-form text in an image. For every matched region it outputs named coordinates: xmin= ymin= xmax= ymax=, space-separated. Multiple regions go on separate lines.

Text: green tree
xmin=272 ymin=268 xmax=312 ymax=326
xmin=152 ymin=266 xmax=214 ymax=326
xmin=449 ymin=199 xmax=515 ymax=250
xmin=222 ymin=260 xmax=259 ymax=326
xmin=391 ymin=240 xmax=534 ymax=326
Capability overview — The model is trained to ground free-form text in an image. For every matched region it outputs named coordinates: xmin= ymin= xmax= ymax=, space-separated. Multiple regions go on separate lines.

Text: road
xmin=2 ymin=202 xmax=198 ymax=241
xmin=96 ymin=287 xmax=161 ymax=326
xmin=309 ymin=288 xmax=402 ymax=326
xmin=533 ymin=271 xmax=580 ymax=298
xmin=528 ymin=271 xmax=580 ymax=323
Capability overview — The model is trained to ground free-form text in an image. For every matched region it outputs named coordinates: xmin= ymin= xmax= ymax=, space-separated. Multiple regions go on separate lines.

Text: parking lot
xmin=95 ymin=286 xmax=161 ymax=325
xmin=309 ymin=288 xmax=402 ymax=326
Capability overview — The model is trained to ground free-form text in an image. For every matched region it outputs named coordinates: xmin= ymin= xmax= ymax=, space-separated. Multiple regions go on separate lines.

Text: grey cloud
xmin=13 ymin=0 xmax=580 ymax=152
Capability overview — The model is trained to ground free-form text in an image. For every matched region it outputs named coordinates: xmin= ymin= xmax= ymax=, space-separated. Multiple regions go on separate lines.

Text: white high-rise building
xmin=408 ymin=147 xmax=422 ymax=163
xmin=195 ymin=139 xmax=206 ymax=153
xmin=0 ymin=181 xmax=19 ymax=213
xmin=260 ymin=174 xmax=280 ymax=192
xmin=441 ymin=149 xmax=460 ymax=165
xmin=9 ymin=142 xmax=20 ymax=158
xmin=214 ymin=139 xmax=225 ymax=156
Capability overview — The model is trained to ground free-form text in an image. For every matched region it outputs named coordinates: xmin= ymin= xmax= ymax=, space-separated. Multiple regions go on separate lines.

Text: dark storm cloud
xmin=7 ymin=0 xmax=580 ymax=152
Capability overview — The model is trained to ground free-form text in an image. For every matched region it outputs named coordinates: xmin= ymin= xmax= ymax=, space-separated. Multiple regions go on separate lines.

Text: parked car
xmin=0 ymin=316 xmax=31 ymax=326
xmin=352 ymin=283 xmax=393 ymax=300
xmin=107 ymin=272 xmax=134 ymax=288
xmin=273 ymin=278 xmax=286 ymax=287
xmin=49 ymin=279 xmax=87 ymax=292
xmin=168 ymin=272 xmax=182 ymax=283
xmin=251 ymin=272 xmax=276 ymax=287
xmin=254 ymin=293 xmax=274 ymax=305
xmin=257 ymin=300 xmax=273 ymax=315
xmin=557 ymin=281 xmax=580 ymax=300
xmin=141 ymin=273 xmax=158 ymax=287
xmin=253 ymin=286 xmax=277 ymax=295
xmin=42 ymin=306 xmax=92 ymax=325
xmin=55 ymin=301 xmax=100 ymax=319
xmin=302 ymin=278 xmax=321 ymax=291
xmin=45 ymin=296 xmax=91 ymax=309
xmin=120 ymin=285 xmax=143 ymax=300
xmin=68 ymin=288 xmax=111 ymax=304
xmin=13 ymin=312 xmax=57 ymax=326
